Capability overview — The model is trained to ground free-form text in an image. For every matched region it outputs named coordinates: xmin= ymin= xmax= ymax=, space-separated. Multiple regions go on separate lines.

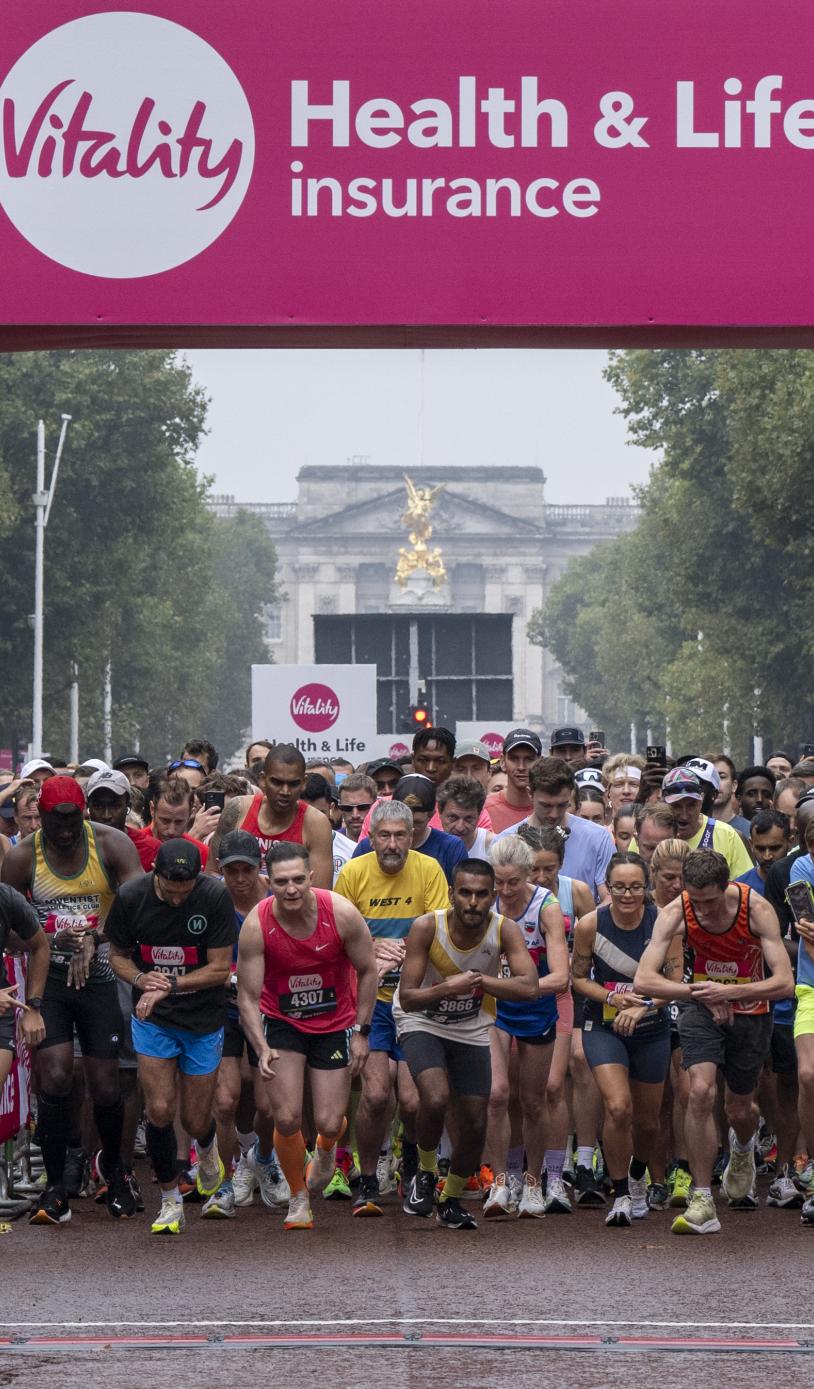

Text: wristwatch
xmin=353 ymin=1023 xmax=371 ymax=1038
xmin=27 ymin=996 xmax=43 ymax=1010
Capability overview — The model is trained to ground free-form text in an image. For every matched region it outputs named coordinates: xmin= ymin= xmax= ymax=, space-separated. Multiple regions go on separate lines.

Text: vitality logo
xmin=0 ymin=12 xmax=255 ymax=278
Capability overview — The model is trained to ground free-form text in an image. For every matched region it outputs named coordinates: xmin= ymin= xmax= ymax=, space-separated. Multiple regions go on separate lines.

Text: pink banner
xmin=1 ymin=2 xmax=814 ymax=325
xmin=0 ymin=957 xmax=29 ymax=1144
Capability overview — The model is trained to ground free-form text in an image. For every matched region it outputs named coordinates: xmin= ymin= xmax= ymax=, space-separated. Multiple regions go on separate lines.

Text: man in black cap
xmin=107 ymin=839 xmax=235 ymax=1235
xmin=113 ymin=755 xmax=151 ymax=793
xmin=485 ymin=728 xmax=544 ymax=834
xmin=366 ymin=759 xmax=403 ymax=797
xmin=550 ymin=726 xmax=587 ymax=765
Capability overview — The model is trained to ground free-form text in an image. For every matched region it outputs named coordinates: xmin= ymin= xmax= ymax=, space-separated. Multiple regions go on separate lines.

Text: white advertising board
xmin=252 ymin=665 xmax=377 ymax=758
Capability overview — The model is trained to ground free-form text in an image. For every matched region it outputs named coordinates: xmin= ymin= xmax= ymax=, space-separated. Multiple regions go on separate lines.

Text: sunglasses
xmin=339 ymin=801 xmax=374 ymax=814
xmin=168 ymin=759 xmax=205 ymax=773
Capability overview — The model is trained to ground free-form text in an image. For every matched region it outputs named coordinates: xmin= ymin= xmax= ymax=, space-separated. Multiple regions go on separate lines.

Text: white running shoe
xmin=543 ymin=1175 xmax=572 ymax=1214
xmin=306 ymin=1144 xmax=337 ymax=1195
xmin=629 ymin=1172 xmax=649 ymax=1218
xmin=201 ymin=1180 xmax=236 ymax=1219
xmin=376 ymin=1150 xmax=397 ymax=1195
xmin=283 ymin=1189 xmax=313 ymax=1230
xmin=196 ymin=1140 xmax=224 ymax=1198
xmin=767 ymin=1170 xmax=804 ymax=1208
xmin=605 ymin=1195 xmax=632 ymax=1227
xmin=483 ymin=1175 xmax=512 ymax=1218
xmin=249 ymin=1145 xmax=290 ymax=1207
xmin=517 ymin=1173 xmax=546 ymax=1219
xmin=722 ymin=1132 xmax=758 ymax=1207
xmin=151 ymin=1196 xmax=186 ymax=1235
xmin=232 ymin=1152 xmax=258 ymax=1207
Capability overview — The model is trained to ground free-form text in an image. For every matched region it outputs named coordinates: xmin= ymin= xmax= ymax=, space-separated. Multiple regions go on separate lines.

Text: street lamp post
xmin=31 ymin=414 xmax=71 ymax=759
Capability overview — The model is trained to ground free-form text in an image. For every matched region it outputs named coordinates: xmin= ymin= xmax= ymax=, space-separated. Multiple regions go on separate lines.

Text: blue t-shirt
xmin=497 ymin=813 xmax=614 ymax=901
xmin=789 ymin=854 xmax=814 ymax=990
xmin=352 ymin=826 xmax=467 ymax=885
xmin=736 ymin=867 xmax=765 ymax=897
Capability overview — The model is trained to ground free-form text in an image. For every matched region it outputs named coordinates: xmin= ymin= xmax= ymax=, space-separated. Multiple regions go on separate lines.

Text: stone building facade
xmin=209 ymin=464 xmax=639 ymax=740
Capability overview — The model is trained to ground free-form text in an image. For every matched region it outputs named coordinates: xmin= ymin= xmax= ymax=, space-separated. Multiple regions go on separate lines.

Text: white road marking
xmin=2 ymin=1317 xmax=814 ymax=1331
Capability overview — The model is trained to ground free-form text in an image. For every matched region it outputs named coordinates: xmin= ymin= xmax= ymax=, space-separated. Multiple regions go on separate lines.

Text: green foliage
xmin=530 ymin=350 xmax=814 ymax=759
xmin=0 ymin=351 xmax=279 ymax=765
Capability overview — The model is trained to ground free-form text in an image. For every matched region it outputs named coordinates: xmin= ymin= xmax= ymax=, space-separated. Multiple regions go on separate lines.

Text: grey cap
xmin=87 ymin=768 xmax=130 ymax=799
xmin=454 ymin=740 xmax=492 ymax=764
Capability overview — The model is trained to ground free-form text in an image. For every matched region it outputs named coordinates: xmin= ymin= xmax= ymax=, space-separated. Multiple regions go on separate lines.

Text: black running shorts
xmin=38 ymin=971 xmax=123 ymax=1060
xmin=400 ymin=1029 xmax=492 ymax=1097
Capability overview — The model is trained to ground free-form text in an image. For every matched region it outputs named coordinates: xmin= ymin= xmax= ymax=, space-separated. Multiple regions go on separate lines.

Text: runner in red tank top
xmin=635 ymin=848 xmax=793 ymax=1237
xmin=237 ymin=841 xmax=377 ymax=1231
xmin=207 ymin=745 xmax=333 ymax=889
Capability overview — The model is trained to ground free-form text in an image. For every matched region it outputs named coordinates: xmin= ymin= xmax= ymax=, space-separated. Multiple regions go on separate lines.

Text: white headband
xmin=612 ymin=766 xmax=642 ymax=783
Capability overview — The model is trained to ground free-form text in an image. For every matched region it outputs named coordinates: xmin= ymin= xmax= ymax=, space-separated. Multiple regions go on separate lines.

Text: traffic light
xmin=402 ymin=702 xmax=432 ymax=732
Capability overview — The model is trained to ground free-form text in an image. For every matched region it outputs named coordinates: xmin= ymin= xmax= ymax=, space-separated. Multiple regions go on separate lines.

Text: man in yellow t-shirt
xmin=661 ymin=767 xmax=752 ymax=879
xmin=334 ymin=800 xmax=448 ymax=1216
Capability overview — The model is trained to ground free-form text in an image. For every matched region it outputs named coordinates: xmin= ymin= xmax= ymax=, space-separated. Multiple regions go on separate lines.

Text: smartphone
xmin=803 ymin=743 xmax=814 ymax=759
xmin=588 ymin=730 xmax=605 ymax=747
xmin=786 ymin=880 xmax=814 ymax=923
xmin=647 ymin=745 xmax=667 ymax=765
xmin=203 ymin=791 xmax=225 ymax=811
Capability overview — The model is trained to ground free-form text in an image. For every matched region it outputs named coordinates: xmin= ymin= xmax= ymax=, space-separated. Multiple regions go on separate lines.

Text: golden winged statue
xmin=395 ymin=474 xmax=447 ymax=589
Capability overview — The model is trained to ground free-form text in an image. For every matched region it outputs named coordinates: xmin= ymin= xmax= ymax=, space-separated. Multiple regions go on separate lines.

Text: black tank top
xmin=584 ymin=903 xmax=667 ymax=1033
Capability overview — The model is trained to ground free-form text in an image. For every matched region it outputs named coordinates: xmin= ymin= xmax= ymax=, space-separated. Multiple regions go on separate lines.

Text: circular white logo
xmin=0 ymin=12 xmax=255 ymax=278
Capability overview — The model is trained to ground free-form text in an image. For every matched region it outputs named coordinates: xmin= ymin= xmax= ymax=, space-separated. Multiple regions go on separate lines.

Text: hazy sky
xmin=183 ymin=348 xmax=659 ymax=505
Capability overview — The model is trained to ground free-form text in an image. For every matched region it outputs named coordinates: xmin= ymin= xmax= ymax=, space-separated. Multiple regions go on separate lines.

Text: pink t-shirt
xmin=484 ymin=790 xmax=533 ymax=834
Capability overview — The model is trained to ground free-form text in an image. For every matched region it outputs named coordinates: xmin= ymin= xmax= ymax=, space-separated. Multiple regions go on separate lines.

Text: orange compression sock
xmin=316 ymin=1116 xmax=348 ymax=1152
xmin=273 ymin=1128 xmax=307 ymax=1196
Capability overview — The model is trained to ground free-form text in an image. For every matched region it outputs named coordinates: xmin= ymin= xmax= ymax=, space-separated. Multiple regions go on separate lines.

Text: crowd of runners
xmin=1 ymin=725 xmax=813 ymax=1237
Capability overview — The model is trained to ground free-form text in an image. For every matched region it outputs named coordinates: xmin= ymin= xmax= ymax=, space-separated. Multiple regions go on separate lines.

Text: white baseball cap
xmin=20 ymin=758 xmax=54 ymax=779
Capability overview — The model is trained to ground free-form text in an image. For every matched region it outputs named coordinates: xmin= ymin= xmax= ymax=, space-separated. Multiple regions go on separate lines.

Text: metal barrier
xmin=0 ymin=1127 xmax=41 ymax=1219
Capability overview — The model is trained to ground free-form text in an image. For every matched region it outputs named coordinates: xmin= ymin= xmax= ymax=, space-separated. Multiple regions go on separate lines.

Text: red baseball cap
xmin=39 ymin=776 xmax=86 ymax=814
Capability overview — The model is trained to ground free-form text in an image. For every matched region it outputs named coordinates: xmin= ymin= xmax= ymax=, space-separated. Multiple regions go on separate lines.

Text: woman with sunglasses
xmin=572 ymin=851 xmax=683 ymax=1228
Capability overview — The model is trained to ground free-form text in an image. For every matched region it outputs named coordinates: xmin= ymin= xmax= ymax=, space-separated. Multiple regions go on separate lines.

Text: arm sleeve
xmin=0 ymin=884 xmax=39 ymax=941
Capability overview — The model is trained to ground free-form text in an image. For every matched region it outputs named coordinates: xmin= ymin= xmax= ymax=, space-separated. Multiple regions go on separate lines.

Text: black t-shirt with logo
xmin=106 ymin=874 xmax=236 ymax=1035
xmin=0 ymin=884 xmax=40 ymax=991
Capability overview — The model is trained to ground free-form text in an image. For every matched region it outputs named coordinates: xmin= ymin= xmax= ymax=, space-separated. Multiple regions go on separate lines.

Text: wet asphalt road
xmin=2 ymin=1169 xmax=813 ymax=1388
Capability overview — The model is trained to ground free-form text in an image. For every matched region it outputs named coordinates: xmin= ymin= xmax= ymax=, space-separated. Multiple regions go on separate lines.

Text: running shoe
xmin=106 ymin=1164 xmax=137 ymax=1220
xmin=348 ymin=1151 xmax=362 ymax=1184
xmin=518 ymin=1173 xmax=546 ymax=1218
xmin=249 ymin=1145 xmax=290 ymax=1207
xmin=151 ymin=1195 xmax=186 ymax=1235
xmin=232 ymin=1152 xmax=257 ymax=1206
xmin=178 ymin=1167 xmax=200 ymax=1201
xmin=323 ymin=1166 xmax=353 ymax=1200
xmin=305 ymin=1144 xmax=337 ymax=1195
xmin=64 ymin=1146 xmax=90 ymax=1199
xmin=757 ymin=1136 xmax=778 ymax=1174
xmin=629 ymin=1171 xmax=649 ymax=1219
xmin=801 ymin=1194 xmax=814 ymax=1226
xmin=793 ymin=1159 xmax=814 ymax=1193
xmin=400 ymin=1140 xmax=418 ymax=1195
xmin=91 ymin=1150 xmax=109 ymax=1204
xmin=671 ymin=1190 xmax=721 ymax=1235
xmin=479 ymin=1164 xmax=495 ymax=1192
xmin=463 ymin=1172 xmax=483 ymax=1198
xmin=352 ymin=1174 xmax=383 ymax=1217
xmin=722 ymin=1132 xmax=758 ymax=1207
xmin=507 ymin=1173 xmax=523 ymax=1211
xmin=133 ymin=1121 xmax=147 ymax=1158
xmin=483 ymin=1174 xmax=512 ymax=1218
xmin=573 ymin=1165 xmax=606 ymax=1206
xmin=669 ymin=1166 xmax=693 ymax=1207
xmin=605 ymin=1195 xmax=632 ymax=1227
xmin=283 ymin=1189 xmax=313 ymax=1230
xmin=562 ymin=1166 xmax=576 ymax=1190
xmin=376 ymin=1150 xmax=397 ymax=1195
xmin=403 ymin=1170 xmax=436 ymax=1218
xmin=201 ymin=1179 xmax=237 ymax=1219
xmin=711 ymin=1150 xmax=726 ymax=1186
xmin=29 ymin=1186 xmax=71 ymax=1226
xmin=196 ymin=1141 xmax=225 ymax=1198
xmin=436 ymin=1196 xmax=477 ymax=1230
xmin=767 ymin=1167 xmax=804 ymax=1208
xmin=647 ymin=1182 xmax=671 ymax=1211
xmin=124 ymin=1171 xmax=144 ymax=1213
xmin=543 ymin=1175 xmax=572 ymax=1214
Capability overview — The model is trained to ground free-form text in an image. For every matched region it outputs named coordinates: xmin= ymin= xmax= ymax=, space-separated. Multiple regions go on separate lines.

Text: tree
xmin=0 ymin=350 xmax=279 ymax=766
xmin=530 ymin=350 xmax=814 ymax=759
